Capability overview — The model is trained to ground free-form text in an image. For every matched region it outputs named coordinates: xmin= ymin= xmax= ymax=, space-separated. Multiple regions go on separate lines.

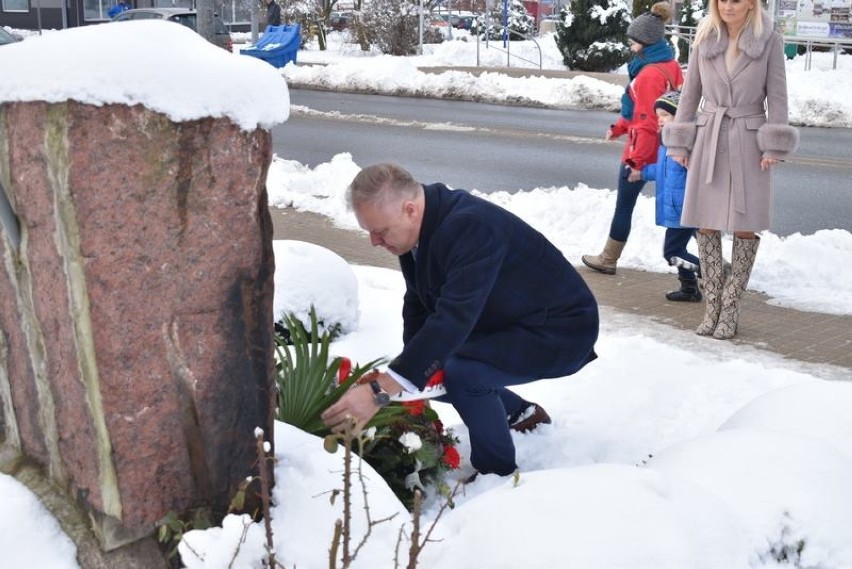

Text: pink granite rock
xmin=0 ymin=100 xmax=275 ymax=549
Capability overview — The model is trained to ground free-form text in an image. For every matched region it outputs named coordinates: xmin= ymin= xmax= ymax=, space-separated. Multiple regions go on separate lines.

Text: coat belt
xmin=700 ymin=103 xmax=765 ymax=214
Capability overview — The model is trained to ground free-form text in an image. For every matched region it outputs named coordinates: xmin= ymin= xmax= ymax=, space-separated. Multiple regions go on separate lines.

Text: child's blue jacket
xmin=641 ymin=141 xmax=692 ymax=229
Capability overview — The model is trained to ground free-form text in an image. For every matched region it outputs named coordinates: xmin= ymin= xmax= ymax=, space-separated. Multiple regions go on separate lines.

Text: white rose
xmin=398 ymin=432 xmax=423 ymax=453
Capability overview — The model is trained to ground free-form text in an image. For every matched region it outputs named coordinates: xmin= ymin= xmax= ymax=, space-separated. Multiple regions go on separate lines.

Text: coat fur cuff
xmin=662 ymin=123 xmax=697 ymax=152
xmin=757 ymin=124 xmax=799 ymax=154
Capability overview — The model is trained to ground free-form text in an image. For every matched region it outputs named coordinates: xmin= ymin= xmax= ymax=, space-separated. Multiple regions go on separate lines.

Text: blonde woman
xmin=663 ymin=0 xmax=798 ymax=339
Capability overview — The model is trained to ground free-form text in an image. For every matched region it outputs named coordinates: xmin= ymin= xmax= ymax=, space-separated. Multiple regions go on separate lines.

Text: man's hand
xmin=322 ymin=372 xmax=403 ymax=433
xmin=672 ymin=156 xmax=689 ymax=168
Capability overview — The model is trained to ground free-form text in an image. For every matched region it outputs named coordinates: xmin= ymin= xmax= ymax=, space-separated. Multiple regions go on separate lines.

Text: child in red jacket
xmin=582 ymin=1 xmax=683 ymax=276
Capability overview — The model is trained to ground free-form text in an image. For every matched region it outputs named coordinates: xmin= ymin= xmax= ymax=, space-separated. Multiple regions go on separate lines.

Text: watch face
xmin=370 ymin=379 xmax=391 ymax=407
xmin=375 ymin=392 xmax=391 ymax=407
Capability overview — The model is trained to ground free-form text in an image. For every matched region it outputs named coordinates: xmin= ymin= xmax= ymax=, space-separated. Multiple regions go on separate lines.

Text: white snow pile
xmin=0 ymin=22 xmax=290 ymax=130
xmin=272 ymin=239 xmax=359 ymax=335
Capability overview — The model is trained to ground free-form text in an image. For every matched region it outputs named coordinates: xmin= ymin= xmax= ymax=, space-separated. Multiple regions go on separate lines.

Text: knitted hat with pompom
xmin=654 ymin=90 xmax=681 ymax=116
xmin=627 ymin=2 xmax=673 ymax=46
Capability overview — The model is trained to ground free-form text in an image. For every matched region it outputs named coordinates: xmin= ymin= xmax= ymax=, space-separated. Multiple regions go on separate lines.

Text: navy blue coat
xmin=388 ymin=184 xmax=598 ymax=390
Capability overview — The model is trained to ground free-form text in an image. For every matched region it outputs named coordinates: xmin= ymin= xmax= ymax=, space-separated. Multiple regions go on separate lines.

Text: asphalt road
xmin=273 ymin=88 xmax=852 ymax=237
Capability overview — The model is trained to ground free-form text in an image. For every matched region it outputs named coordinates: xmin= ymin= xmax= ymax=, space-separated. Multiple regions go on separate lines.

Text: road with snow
xmin=274 ymin=88 xmax=852 ymax=237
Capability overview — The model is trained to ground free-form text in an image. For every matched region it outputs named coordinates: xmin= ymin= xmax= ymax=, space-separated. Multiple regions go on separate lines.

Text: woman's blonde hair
xmin=694 ymin=0 xmax=764 ymax=46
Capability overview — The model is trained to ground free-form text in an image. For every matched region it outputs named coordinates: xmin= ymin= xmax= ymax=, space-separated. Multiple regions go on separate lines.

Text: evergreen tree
xmin=632 ymin=0 xmax=654 ymax=18
xmin=479 ymin=0 xmax=535 ymax=40
xmin=554 ymin=0 xmax=631 ymax=72
xmin=677 ymin=0 xmax=705 ymax=64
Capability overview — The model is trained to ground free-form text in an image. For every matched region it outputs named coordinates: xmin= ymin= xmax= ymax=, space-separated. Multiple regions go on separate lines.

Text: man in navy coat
xmin=323 ymin=164 xmax=599 ymax=477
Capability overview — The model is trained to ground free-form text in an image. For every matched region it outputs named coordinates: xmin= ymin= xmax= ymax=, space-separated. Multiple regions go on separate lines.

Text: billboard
xmin=774 ymin=0 xmax=852 ymax=39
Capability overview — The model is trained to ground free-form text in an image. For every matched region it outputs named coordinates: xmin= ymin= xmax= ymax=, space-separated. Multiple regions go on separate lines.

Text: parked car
xmin=450 ymin=14 xmax=476 ymax=30
xmin=0 ymin=27 xmax=20 ymax=46
xmin=328 ymin=12 xmax=352 ymax=32
xmin=112 ymin=8 xmax=233 ymax=52
xmin=429 ymin=14 xmax=450 ymax=27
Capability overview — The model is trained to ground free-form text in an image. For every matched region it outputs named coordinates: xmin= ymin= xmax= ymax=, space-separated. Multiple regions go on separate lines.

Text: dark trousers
xmin=664 ymin=228 xmax=699 ymax=279
xmin=440 ymin=356 xmax=535 ymax=476
xmin=608 ymin=163 xmax=646 ymax=242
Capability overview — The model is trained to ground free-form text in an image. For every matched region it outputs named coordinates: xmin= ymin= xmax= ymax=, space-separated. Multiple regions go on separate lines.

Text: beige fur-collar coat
xmin=663 ymin=13 xmax=799 ymax=232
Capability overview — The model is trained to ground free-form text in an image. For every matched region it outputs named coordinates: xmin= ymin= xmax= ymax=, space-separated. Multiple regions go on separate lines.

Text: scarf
xmin=620 ymin=40 xmax=676 ymax=121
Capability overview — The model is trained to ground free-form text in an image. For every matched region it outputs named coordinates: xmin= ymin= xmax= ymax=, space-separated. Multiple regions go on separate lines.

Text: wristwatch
xmin=369 ymin=379 xmax=391 ymax=408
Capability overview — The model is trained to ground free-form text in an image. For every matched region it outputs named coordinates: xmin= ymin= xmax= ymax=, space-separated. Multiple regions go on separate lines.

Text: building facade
xmin=0 ymin=0 xmax=254 ymax=31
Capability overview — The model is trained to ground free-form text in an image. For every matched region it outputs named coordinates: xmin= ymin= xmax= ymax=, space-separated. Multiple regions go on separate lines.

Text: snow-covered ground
xmin=1 ymin=23 xmax=851 ymax=569
xmin=268 ymin=153 xmax=852 ymax=316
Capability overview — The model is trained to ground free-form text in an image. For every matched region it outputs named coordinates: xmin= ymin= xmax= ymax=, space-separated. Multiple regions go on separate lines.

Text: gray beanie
xmin=627 ymin=2 xmax=672 ymax=46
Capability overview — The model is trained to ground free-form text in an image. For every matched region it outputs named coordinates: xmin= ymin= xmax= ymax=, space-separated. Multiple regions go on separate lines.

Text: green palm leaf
xmin=275 ymin=307 xmax=402 ymax=436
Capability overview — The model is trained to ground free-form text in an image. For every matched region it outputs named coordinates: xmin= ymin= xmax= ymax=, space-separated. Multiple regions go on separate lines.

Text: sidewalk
xmin=270 ymin=207 xmax=852 ymax=372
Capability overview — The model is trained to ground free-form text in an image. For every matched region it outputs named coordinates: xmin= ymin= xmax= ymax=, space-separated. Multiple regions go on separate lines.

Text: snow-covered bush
xmin=361 ymin=0 xmax=421 ymax=55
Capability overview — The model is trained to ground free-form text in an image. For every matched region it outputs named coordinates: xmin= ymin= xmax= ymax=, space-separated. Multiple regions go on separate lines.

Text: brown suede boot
xmin=581 ymin=237 xmax=626 ymax=275
xmin=713 ymin=236 xmax=760 ymax=340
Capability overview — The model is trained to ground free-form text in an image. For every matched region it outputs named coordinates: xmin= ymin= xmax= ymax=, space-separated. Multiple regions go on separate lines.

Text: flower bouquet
xmin=275 ymin=308 xmax=461 ymax=509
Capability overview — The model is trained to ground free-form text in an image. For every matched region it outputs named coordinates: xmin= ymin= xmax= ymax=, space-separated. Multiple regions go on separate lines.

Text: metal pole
xmin=502 ymin=0 xmax=507 ymax=48
xmin=506 ymin=26 xmax=511 ymax=67
xmin=250 ymin=0 xmax=259 ymax=44
xmin=36 ymin=0 xmax=43 ymax=34
xmin=447 ymin=0 xmax=453 ymax=40
xmin=419 ymin=0 xmax=424 ymax=55
xmin=476 ymin=24 xmax=480 ymax=65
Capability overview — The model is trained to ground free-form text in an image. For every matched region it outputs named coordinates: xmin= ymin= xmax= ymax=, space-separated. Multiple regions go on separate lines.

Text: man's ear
xmin=402 ymin=200 xmax=419 ymax=220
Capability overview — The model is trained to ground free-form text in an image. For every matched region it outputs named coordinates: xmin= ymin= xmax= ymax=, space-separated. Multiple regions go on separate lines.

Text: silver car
xmin=112 ymin=8 xmax=233 ymax=52
xmin=0 ymin=27 xmax=20 ymax=46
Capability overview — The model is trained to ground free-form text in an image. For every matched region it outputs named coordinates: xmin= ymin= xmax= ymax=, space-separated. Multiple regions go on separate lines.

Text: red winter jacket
xmin=610 ymin=60 xmax=683 ymax=170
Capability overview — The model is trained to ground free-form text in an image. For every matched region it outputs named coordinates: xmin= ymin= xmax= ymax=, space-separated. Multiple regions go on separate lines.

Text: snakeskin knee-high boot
xmin=713 ymin=235 xmax=760 ymax=340
xmin=695 ymin=231 xmax=724 ymax=336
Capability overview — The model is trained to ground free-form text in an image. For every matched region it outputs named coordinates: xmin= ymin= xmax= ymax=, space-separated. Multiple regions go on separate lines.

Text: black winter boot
xmin=666 ymin=277 xmax=702 ymax=302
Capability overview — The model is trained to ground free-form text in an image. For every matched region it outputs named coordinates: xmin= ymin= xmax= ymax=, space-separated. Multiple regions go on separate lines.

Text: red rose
xmin=403 ymin=400 xmax=426 ymax=415
xmin=433 ymin=419 xmax=444 ymax=434
xmin=425 ymin=370 xmax=444 ymax=387
xmin=442 ymin=445 xmax=461 ymax=469
xmin=337 ymin=357 xmax=352 ymax=385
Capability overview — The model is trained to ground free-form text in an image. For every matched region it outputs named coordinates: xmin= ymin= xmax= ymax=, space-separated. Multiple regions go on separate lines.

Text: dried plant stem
xmin=394 ymin=525 xmax=406 ymax=569
xmin=417 ymin=481 xmax=462 ymax=550
xmin=329 ymin=519 xmax=343 ymax=569
xmin=351 ymin=435 xmax=398 ymax=561
xmin=329 ymin=421 xmax=399 ymax=569
xmin=406 ymin=490 xmax=423 ymax=569
xmin=226 ymin=518 xmax=253 ymax=569
xmin=401 ymin=481 xmax=462 ymax=569
xmin=181 ymin=538 xmax=204 ymax=565
xmin=341 ymin=419 xmax=355 ymax=567
xmin=256 ymin=432 xmax=280 ymax=569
